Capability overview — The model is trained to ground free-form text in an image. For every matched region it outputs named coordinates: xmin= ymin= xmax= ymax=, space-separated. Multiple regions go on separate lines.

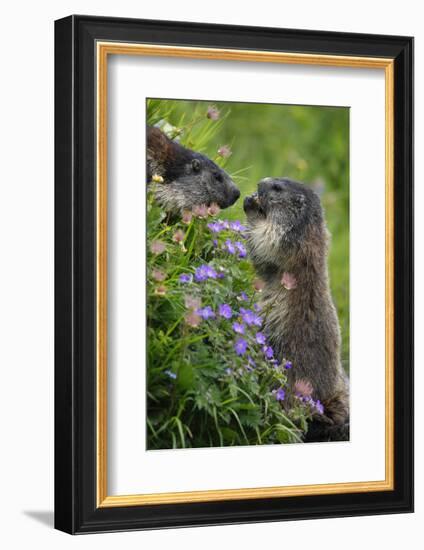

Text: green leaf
xmin=177 ymin=363 xmax=194 ymax=391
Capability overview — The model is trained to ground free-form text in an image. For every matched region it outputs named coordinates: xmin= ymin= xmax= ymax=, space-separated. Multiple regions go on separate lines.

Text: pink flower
xmin=294 ymin=379 xmax=314 ymax=397
xmin=207 ymin=203 xmax=221 ymax=216
xmin=206 ymin=105 xmax=220 ymax=120
xmin=172 ymin=229 xmax=185 ymax=243
xmin=253 ymin=278 xmax=265 ymax=292
xmin=281 ymin=272 xmax=297 ymax=290
xmin=150 ymin=240 xmax=166 ymax=255
xmin=184 ymin=295 xmax=201 ymax=310
xmin=152 ymin=269 xmax=166 ymax=282
xmin=193 ymin=204 xmax=208 ymax=218
xmin=181 ymin=210 xmax=193 ymax=224
xmin=217 ymin=145 xmax=232 ymax=158
xmin=185 ymin=311 xmax=202 ymax=327
xmin=154 ymin=285 xmax=167 ymax=296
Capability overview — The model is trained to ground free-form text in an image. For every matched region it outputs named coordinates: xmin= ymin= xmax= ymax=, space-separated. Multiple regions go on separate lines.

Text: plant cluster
xmin=147 ymin=188 xmax=316 ymax=449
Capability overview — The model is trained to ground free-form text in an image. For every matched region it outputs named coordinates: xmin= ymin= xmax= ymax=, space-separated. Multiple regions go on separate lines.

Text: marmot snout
xmin=244 ymin=177 xmax=349 ymax=442
xmin=147 ymin=126 xmax=240 ymax=213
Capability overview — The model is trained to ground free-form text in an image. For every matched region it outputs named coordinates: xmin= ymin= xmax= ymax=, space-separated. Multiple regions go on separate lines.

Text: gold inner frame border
xmin=96 ymin=42 xmax=394 ymax=508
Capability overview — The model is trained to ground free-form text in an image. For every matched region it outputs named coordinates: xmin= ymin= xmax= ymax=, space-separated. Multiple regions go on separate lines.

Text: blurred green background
xmin=148 ymin=99 xmax=350 ymax=370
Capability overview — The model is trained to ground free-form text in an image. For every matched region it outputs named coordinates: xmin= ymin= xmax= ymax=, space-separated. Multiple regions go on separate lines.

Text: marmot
xmin=243 ymin=177 xmax=349 ymax=442
xmin=147 ymin=126 xmax=240 ymax=212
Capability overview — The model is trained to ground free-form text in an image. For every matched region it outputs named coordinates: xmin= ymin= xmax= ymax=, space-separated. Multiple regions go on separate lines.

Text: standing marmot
xmin=147 ymin=126 xmax=240 ymax=212
xmin=243 ymin=177 xmax=349 ymax=442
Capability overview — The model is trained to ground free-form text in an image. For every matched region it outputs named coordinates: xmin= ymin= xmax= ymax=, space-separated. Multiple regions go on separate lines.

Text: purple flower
xmin=234 ymin=241 xmax=247 ymax=258
xmin=206 ymin=266 xmax=218 ymax=278
xmin=218 ymin=304 xmax=232 ymax=319
xmin=207 ymin=221 xmax=225 ymax=233
xmin=238 ymin=292 xmax=249 ymax=302
xmin=165 ymin=370 xmax=177 ymax=380
xmin=197 ymin=306 xmax=215 ymax=320
xmin=234 ymin=338 xmax=248 ymax=356
xmin=240 ymin=308 xmax=254 ymax=324
xmin=224 ymin=239 xmax=236 ymax=254
xmin=255 ymin=332 xmax=266 ymax=345
xmin=232 ymin=322 xmax=245 ymax=334
xmin=212 ymin=239 xmax=218 ymax=248
xmin=284 ymin=361 xmax=293 ymax=370
xmin=179 ymin=273 xmax=192 ymax=284
xmin=275 ymin=388 xmax=286 ymax=401
xmin=247 ymin=356 xmax=256 ymax=368
xmin=315 ymin=400 xmax=325 ymax=415
xmin=263 ymin=345 xmax=274 ymax=359
xmin=230 ymin=220 xmax=247 ymax=232
xmin=194 ymin=264 xmax=218 ymax=281
xmin=253 ymin=303 xmax=262 ymax=312
xmin=241 ymin=309 xmax=263 ymax=327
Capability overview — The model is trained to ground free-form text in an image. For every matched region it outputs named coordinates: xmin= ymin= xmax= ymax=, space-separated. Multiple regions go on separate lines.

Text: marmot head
xmin=147 ymin=127 xmax=240 ymax=213
xmin=243 ymin=177 xmax=326 ymax=279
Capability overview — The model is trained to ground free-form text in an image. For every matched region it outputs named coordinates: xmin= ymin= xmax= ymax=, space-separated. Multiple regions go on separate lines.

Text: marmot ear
xmin=147 ymin=126 xmax=172 ymax=163
xmin=191 ymin=158 xmax=201 ymax=172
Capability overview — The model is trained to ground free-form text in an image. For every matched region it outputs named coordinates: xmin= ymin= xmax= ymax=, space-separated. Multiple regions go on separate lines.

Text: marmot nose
xmin=228 ymin=186 xmax=240 ymax=205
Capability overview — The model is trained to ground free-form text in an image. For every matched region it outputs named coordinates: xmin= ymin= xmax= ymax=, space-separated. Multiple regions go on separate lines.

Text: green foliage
xmin=146 ymin=99 xmax=349 ymax=449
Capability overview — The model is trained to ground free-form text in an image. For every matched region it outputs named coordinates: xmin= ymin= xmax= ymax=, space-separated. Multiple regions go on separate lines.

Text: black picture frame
xmin=55 ymin=14 xmax=414 ymax=534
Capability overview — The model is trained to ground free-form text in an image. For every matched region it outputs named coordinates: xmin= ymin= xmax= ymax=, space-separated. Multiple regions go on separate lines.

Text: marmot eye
xmin=191 ymin=159 xmax=201 ymax=172
xmin=213 ymin=171 xmax=223 ymax=183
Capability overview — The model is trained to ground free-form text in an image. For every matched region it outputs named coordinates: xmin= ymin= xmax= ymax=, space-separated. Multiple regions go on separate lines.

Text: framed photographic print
xmin=54 ymin=15 xmax=414 ymax=534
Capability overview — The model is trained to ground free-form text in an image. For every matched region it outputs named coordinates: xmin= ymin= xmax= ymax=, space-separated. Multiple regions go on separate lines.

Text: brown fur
xmin=244 ymin=178 xmax=349 ymax=441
